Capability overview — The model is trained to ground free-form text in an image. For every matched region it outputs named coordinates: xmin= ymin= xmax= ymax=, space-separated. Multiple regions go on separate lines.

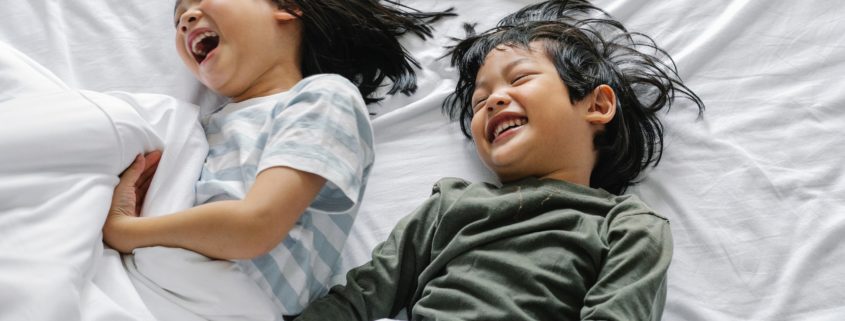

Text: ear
xmin=584 ymin=84 xmax=616 ymax=125
xmin=272 ymin=7 xmax=301 ymax=22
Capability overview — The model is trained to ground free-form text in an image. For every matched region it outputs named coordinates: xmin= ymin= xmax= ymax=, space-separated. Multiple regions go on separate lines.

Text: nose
xmin=485 ymin=92 xmax=511 ymax=113
xmin=178 ymin=10 xmax=201 ymax=32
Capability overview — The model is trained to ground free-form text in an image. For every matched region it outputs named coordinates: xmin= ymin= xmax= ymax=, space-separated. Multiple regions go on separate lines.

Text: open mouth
xmin=191 ymin=31 xmax=220 ymax=64
xmin=487 ymin=117 xmax=528 ymax=142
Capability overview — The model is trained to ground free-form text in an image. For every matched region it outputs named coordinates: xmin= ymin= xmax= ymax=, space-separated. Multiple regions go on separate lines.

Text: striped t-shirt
xmin=195 ymin=74 xmax=374 ymax=314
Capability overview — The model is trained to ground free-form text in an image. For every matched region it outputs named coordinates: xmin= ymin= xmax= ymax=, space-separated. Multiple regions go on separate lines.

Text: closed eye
xmin=173 ymin=1 xmax=185 ymax=28
xmin=511 ymin=73 xmax=534 ymax=86
xmin=174 ymin=9 xmax=186 ymax=28
xmin=472 ymin=98 xmax=488 ymax=113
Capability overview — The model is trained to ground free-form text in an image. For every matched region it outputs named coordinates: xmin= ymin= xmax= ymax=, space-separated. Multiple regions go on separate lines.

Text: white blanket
xmin=0 ymin=40 xmax=201 ymax=320
xmin=2 ymin=1 xmax=845 ymax=320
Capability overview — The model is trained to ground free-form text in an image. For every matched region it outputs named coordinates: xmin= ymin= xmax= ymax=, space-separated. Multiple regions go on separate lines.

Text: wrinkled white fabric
xmin=2 ymin=1 xmax=845 ymax=320
xmin=0 ymin=42 xmax=161 ymax=321
xmin=348 ymin=1 xmax=845 ymax=321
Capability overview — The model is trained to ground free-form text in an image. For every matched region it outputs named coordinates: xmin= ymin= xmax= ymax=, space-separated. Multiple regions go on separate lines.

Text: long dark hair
xmin=444 ymin=0 xmax=704 ymax=194
xmin=274 ymin=0 xmax=453 ymax=103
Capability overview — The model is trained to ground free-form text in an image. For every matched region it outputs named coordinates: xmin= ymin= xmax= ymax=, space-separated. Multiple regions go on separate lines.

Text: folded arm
xmin=103 ymin=155 xmax=325 ymax=260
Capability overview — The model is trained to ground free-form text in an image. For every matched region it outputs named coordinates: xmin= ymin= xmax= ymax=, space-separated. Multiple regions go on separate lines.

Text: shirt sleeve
xmin=294 ymin=183 xmax=448 ymax=321
xmin=581 ymin=212 xmax=673 ymax=321
xmin=258 ymin=74 xmax=375 ymax=213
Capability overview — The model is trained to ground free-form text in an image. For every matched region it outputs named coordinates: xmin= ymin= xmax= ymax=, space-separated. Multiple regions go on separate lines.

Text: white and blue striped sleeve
xmin=257 ymin=74 xmax=375 ymax=213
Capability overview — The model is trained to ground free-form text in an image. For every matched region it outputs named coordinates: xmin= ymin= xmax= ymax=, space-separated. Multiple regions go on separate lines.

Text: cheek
xmin=175 ymin=38 xmax=200 ymax=73
xmin=174 ymin=36 xmax=190 ymax=62
xmin=174 ymin=35 xmax=182 ymax=54
xmin=470 ymin=112 xmax=486 ymax=139
xmin=469 ymin=113 xmax=492 ymax=160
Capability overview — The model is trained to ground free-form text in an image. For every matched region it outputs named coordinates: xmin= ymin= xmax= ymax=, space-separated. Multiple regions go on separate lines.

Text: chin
xmin=203 ymin=80 xmax=235 ymax=97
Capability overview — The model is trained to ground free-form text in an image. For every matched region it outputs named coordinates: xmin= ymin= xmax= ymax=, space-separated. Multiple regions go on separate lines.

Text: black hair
xmin=273 ymin=0 xmax=454 ymax=104
xmin=443 ymin=0 xmax=704 ymax=194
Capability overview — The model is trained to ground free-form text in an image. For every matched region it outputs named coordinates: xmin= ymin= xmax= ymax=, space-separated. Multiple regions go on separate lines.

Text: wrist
xmin=102 ymin=214 xmax=143 ymax=253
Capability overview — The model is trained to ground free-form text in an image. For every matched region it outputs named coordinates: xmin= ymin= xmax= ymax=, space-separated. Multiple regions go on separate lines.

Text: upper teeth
xmin=493 ymin=118 xmax=527 ymax=139
xmin=191 ymin=31 xmax=217 ymax=55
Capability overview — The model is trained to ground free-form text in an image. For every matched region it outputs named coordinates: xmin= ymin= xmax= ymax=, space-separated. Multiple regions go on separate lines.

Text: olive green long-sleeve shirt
xmin=296 ymin=177 xmax=672 ymax=321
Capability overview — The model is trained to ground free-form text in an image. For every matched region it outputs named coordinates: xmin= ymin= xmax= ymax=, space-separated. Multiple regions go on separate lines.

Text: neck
xmin=538 ymin=170 xmax=591 ymax=187
xmin=537 ymin=149 xmax=599 ymax=187
xmin=231 ymin=64 xmax=303 ymax=102
xmin=522 ymin=156 xmax=596 ymax=188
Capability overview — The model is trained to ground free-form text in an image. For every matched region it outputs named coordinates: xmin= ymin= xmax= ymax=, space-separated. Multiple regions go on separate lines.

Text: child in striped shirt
xmin=102 ymin=0 xmax=450 ymax=317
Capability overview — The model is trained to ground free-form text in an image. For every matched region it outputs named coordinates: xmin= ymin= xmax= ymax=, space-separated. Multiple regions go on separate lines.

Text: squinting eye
xmin=472 ymin=99 xmax=487 ymax=113
xmin=511 ymin=74 xmax=529 ymax=85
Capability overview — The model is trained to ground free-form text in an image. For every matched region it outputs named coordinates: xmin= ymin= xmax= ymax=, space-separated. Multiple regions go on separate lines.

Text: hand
xmin=103 ymin=151 xmax=162 ymax=253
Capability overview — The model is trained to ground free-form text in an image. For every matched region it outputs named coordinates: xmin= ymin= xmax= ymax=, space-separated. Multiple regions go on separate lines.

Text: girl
xmin=103 ymin=0 xmax=451 ymax=316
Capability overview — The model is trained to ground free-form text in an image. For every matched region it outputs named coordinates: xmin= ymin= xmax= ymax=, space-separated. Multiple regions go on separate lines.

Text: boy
xmin=294 ymin=0 xmax=704 ymax=320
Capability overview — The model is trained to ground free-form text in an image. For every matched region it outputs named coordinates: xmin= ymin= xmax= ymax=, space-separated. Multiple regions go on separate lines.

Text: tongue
xmin=198 ymin=36 xmax=219 ymax=54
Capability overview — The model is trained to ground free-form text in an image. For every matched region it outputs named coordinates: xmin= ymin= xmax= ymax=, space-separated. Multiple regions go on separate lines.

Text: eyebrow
xmin=502 ymin=58 xmax=532 ymax=76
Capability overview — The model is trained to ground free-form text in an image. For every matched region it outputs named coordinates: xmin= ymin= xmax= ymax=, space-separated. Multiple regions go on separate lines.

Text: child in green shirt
xmin=295 ymin=0 xmax=704 ymax=320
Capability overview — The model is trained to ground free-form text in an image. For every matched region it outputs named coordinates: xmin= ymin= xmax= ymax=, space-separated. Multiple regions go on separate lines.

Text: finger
xmin=137 ymin=153 xmax=161 ymax=186
xmin=142 ymin=150 xmax=162 ymax=174
xmin=135 ymin=187 xmax=148 ymax=210
xmin=144 ymin=150 xmax=163 ymax=164
xmin=136 ymin=162 xmax=158 ymax=190
xmin=135 ymin=150 xmax=161 ymax=200
xmin=135 ymin=176 xmax=152 ymax=204
xmin=138 ymin=174 xmax=154 ymax=198
xmin=118 ymin=154 xmax=146 ymax=187
xmin=135 ymin=172 xmax=154 ymax=211
xmin=133 ymin=151 xmax=162 ymax=215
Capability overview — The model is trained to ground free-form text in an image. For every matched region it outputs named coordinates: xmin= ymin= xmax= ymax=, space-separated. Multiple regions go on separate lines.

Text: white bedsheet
xmin=356 ymin=1 xmax=845 ymax=320
xmin=2 ymin=1 xmax=845 ymax=320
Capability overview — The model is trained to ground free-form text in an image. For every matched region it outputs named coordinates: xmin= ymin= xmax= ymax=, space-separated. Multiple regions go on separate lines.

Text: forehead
xmin=477 ymin=42 xmax=548 ymax=75
xmin=486 ymin=44 xmax=533 ymax=61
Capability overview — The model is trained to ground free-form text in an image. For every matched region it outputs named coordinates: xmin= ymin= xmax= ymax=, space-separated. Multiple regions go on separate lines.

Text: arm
xmin=295 ymin=185 xmax=445 ymax=321
xmin=105 ymin=76 xmax=371 ymax=261
xmin=581 ymin=213 xmax=673 ymax=321
xmin=103 ymin=162 xmax=325 ymax=260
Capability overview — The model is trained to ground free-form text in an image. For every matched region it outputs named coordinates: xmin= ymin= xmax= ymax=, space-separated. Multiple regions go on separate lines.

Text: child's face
xmin=469 ymin=42 xmax=607 ymax=184
xmin=174 ymin=0 xmax=301 ymax=101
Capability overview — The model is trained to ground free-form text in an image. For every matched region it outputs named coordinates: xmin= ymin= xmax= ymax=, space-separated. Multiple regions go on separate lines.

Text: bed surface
xmin=2 ymin=0 xmax=845 ymax=320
